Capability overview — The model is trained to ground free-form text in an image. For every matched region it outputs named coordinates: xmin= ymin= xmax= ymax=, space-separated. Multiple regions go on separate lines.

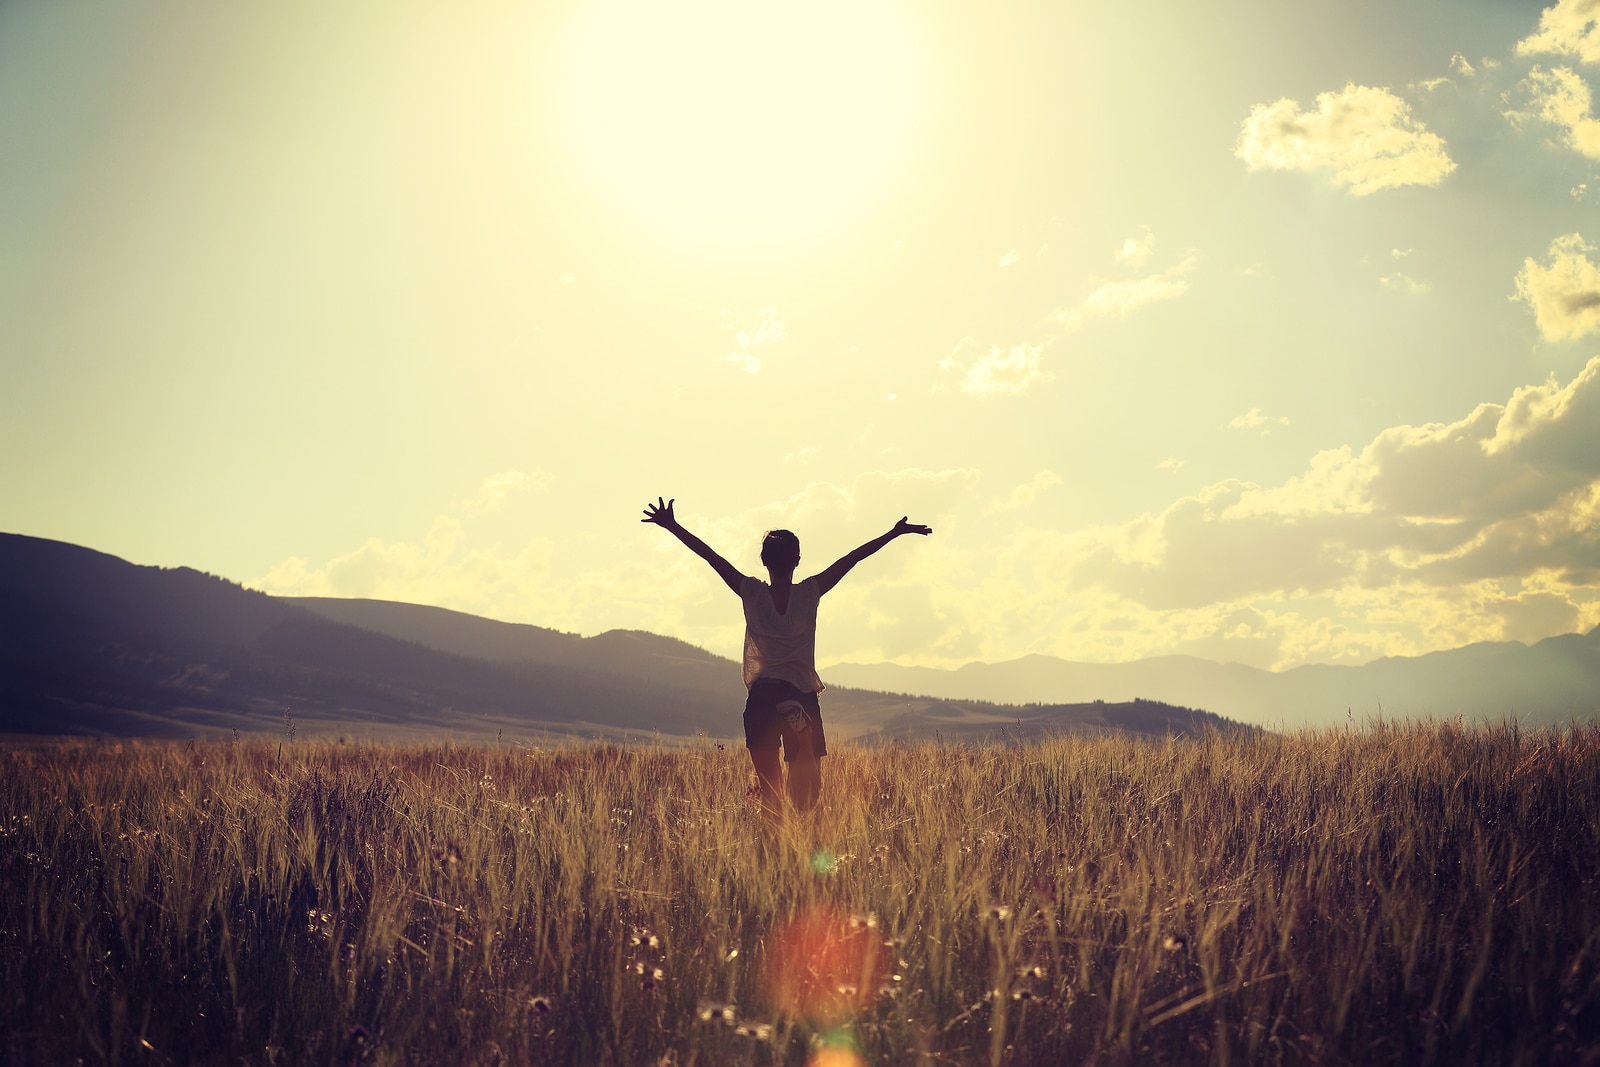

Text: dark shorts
xmin=743 ymin=678 xmax=827 ymax=762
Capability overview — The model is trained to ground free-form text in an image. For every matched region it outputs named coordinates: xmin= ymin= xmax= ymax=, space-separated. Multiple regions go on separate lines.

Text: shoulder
xmin=740 ymin=575 xmax=766 ymax=598
xmin=796 ymin=575 xmax=823 ymax=601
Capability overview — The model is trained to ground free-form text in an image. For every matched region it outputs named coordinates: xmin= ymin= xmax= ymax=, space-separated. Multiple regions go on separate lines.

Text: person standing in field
xmin=641 ymin=497 xmax=931 ymax=828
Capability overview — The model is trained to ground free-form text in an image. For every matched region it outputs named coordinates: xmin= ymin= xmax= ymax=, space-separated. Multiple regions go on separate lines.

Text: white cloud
xmin=1115 ymin=227 xmax=1155 ymax=268
xmin=1518 ymin=0 xmax=1600 ymax=63
xmin=945 ymin=359 xmax=1600 ymax=668
xmin=1379 ymin=272 xmax=1429 ymax=294
xmin=255 ymin=471 xmax=558 ymax=618
xmin=1050 ymin=253 xmax=1197 ymax=329
xmin=1156 ymin=457 xmax=1186 ymax=473
xmin=1227 ymin=408 xmax=1290 ymax=433
xmin=998 ymin=249 xmax=1020 ymax=268
xmin=1392 ymin=247 xmax=1414 ymax=259
xmin=255 ymin=516 xmax=557 ymax=622
xmin=783 ymin=446 xmax=821 ymax=464
xmin=940 ymin=338 xmax=1052 ymax=397
xmin=1102 ymin=358 xmax=1600 ymax=597
xmin=1449 ymin=54 xmax=1477 ymax=77
xmin=1515 ymin=232 xmax=1600 ymax=340
xmin=724 ymin=306 xmax=785 ymax=373
xmin=1235 ymin=84 xmax=1456 ymax=194
xmin=1510 ymin=65 xmax=1600 ymax=160
xmin=454 ymin=470 xmax=554 ymax=518
xmin=734 ymin=306 xmax=786 ymax=347
xmin=985 ymin=471 xmax=1063 ymax=514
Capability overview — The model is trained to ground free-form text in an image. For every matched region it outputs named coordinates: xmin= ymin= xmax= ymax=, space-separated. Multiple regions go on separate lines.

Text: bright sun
xmin=567 ymin=0 xmax=918 ymax=244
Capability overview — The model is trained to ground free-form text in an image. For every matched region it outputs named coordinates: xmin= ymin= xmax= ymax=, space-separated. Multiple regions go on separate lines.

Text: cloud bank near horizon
xmin=253 ymin=363 xmax=1600 ymax=672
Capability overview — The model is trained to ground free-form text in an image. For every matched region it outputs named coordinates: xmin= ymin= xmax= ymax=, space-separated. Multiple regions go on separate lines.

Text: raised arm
xmin=641 ymin=497 xmax=746 ymax=594
xmin=815 ymin=516 xmax=932 ymax=595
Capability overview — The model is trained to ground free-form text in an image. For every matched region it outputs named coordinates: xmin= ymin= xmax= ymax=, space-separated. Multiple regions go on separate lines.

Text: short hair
xmin=760 ymin=529 xmax=801 ymax=569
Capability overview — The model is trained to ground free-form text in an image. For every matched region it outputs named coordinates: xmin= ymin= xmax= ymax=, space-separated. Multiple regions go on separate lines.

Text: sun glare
xmin=566 ymin=0 xmax=917 ymax=245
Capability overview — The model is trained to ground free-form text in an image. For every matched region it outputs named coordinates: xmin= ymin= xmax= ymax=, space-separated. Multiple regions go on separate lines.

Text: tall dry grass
xmin=2 ymin=721 xmax=1597 ymax=1065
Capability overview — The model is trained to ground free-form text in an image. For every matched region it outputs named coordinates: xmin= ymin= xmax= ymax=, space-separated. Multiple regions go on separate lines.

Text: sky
xmin=5 ymin=0 xmax=1600 ymax=672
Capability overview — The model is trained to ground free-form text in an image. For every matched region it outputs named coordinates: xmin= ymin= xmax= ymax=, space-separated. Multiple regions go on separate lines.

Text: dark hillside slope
xmin=284 ymin=597 xmax=737 ymax=703
xmin=281 ymin=596 xmax=1250 ymax=740
xmin=0 ymin=533 xmax=1250 ymax=741
xmin=0 ymin=535 xmax=743 ymax=739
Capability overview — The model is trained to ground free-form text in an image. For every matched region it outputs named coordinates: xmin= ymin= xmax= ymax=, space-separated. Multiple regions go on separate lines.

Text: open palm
xmin=642 ymin=497 xmax=677 ymax=527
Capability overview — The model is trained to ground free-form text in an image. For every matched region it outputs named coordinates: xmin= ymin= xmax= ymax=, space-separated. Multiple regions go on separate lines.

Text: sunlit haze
xmin=4 ymin=0 xmax=1600 ymax=673
xmin=567 ymin=0 xmax=918 ymax=244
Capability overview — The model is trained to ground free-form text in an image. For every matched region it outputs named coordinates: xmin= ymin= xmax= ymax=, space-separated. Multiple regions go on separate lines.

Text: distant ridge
xmin=0 ymin=533 xmax=1242 ymax=742
xmin=826 ymin=628 xmax=1600 ymax=728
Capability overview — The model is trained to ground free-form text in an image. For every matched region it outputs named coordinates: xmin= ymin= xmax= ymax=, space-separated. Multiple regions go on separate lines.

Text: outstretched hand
xmin=642 ymin=497 xmax=677 ymax=528
xmin=892 ymin=516 xmax=932 ymax=537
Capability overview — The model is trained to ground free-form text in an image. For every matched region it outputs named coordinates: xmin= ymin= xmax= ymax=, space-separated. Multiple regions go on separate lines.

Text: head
xmin=760 ymin=529 xmax=801 ymax=572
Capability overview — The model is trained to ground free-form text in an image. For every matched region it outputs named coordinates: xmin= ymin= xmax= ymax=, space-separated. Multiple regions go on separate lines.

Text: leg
xmin=749 ymin=746 xmax=784 ymax=832
xmin=787 ymin=753 xmax=821 ymax=814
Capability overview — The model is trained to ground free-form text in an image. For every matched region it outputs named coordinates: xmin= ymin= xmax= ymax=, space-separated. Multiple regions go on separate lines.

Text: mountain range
xmin=0 ymin=533 xmax=1238 ymax=743
xmin=827 ymin=629 xmax=1600 ymax=727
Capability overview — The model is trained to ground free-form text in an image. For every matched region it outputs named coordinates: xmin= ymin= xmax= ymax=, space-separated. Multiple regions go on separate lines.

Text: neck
xmin=766 ymin=567 xmax=794 ymax=588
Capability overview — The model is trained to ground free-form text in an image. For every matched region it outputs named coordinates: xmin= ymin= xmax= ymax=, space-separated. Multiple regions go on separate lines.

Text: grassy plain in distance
xmin=2 ymin=721 xmax=1597 ymax=1065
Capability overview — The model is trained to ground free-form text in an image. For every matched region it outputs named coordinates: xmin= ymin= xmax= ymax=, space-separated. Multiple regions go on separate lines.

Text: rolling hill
xmin=0 ymin=533 xmax=1240 ymax=742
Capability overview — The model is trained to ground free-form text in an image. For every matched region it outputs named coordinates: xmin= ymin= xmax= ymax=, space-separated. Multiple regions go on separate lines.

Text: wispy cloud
xmin=1518 ymin=0 xmax=1600 ymax=63
xmin=1227 ymin=408 xmax=1290 ymax=434
xmin=1050 ymin=252 xmax=1197 ymax=329
xmin=998 ymin=249 xmax=1020 ymax=268
xmin=454 ymin=470 xmax=553 ymax=518
xmin=1115 ymin=227 xmax=1155 ymax=268
xmin=985 ymin=470 xmax=1062 ymax=514
xmin=724 ymin=306 xmax=786 ymax=373
xmin=1380 ymin=272 xmax=1429 ymax=294
xmin=1235 ymin=84 xmax=1456 ymax=194
xmin=940 ymin=338 xmax=1052 ymax=398
xmin=734 ymin=307 xmax=786 ymax=347
xmin=1516 ymin=232 xmax=1600 ymax=340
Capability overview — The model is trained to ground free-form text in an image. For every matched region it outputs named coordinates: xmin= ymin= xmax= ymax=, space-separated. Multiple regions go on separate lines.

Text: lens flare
xmin=762 ymin=907 xmax=887 ymax=1024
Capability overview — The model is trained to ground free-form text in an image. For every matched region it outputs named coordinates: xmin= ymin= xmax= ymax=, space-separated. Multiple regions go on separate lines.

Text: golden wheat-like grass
xmin=2 ymin=721 xmax=1597 ymax=1065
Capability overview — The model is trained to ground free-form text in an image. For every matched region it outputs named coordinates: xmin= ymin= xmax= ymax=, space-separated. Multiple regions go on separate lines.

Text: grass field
xmin=2 ymin=721 xmax=1598 ymax=1065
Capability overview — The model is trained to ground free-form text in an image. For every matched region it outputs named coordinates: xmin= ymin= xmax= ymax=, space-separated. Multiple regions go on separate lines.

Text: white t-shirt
xmin=739 ymin=575 xmax=825 ymax=693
